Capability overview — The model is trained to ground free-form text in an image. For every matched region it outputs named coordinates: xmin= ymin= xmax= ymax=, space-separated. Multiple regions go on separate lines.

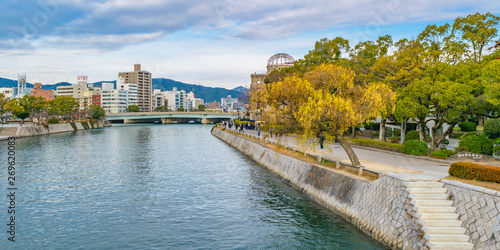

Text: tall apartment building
xmin=118 ymin=64 xmax=152 ymax=112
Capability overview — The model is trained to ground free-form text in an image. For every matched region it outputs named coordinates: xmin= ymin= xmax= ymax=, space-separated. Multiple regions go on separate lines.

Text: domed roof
xmin=267 ymin=53 xmax=295 ymax=67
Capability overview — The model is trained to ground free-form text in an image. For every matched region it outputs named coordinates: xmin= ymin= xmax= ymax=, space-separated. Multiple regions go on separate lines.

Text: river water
xmin=1 ymin=124 xmax=386 ymax=249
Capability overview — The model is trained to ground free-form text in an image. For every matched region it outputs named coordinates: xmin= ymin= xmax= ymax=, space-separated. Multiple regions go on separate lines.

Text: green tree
xmin=177 ymin=107 xmax=185 ymax=112
xmin=126 ymin=105 xmax=140 ymax=112
xmin=198 ymin=105 xmax=206 ymax=111
xmin=0 ymin=93 xmax=9 ymax=124
xmin=86 ymin=105 xmax=106 ymax=120
xmin=297 ymin=37 xmax=351 ymax=69
xmin=4 ymin=99 xmax=25 ymax=120
xmin=452 ymin=12 xmax=500 ymax=63
xmin=154 ymin=105 xmax=166 ymax=112
xmin=19 ymin=95 xmax=47 ymax=124
xmin=49 ymin=96 xmax=78 ymax=121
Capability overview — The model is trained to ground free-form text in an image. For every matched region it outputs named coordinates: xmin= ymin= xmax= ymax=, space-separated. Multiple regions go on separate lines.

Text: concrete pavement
xmin=233 ymin=127 xmax=453 ymax=181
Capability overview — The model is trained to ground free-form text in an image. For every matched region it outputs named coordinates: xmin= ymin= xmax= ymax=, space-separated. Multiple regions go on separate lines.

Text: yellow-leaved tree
xmin=296 ymin=64 xmax=395 ymax=166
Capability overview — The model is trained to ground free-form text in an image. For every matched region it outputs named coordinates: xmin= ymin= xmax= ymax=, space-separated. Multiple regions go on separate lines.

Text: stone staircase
xmin=407 ymin=182 xmax=474 ymax=250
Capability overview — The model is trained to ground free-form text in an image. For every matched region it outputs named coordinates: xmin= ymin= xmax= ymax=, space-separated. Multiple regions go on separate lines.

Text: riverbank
xmin=0 ymin=120 xmax=111 ymax=140
xmin=212 ymin=128 xmax=500 ymax=249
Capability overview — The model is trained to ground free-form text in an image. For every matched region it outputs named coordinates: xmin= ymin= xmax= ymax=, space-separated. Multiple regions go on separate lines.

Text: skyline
xmin=0 ymin=0 xmax=499 ymax=89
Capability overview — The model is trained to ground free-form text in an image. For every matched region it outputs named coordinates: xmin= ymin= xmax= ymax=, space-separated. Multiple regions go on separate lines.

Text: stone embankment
xmin=212 ymin=128 xmax=485 ymax=249
xmin=0 ymin=120 xmax=111 ymax=140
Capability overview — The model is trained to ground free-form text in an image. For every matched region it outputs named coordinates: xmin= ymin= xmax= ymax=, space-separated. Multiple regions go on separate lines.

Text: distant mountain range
xmin=0 ymin=77 xmax=248 ymax=103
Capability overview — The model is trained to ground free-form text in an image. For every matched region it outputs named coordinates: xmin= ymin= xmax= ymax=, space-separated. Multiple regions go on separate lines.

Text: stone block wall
xmin=442 ymin=179 xmax=500 ymax=249
xmin=213 ymin=128 xmax=427 ymax=249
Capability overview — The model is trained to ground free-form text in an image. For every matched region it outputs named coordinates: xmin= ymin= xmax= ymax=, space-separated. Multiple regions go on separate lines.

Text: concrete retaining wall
xmin=442 ymin=179 xmax=500 ymax=249
xmin=213 ymin=128 xmax=427 ymax=249
xmin=12 ymin=121 xmax=110 ymax=138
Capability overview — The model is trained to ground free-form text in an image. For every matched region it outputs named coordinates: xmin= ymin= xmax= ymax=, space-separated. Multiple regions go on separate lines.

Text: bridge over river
xmin=106 ymin=112 xmax=238 ymax=124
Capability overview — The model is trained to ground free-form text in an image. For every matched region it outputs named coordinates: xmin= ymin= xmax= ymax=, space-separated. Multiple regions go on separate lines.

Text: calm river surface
xmin=1 ymin=124 xmax=386 ymax=249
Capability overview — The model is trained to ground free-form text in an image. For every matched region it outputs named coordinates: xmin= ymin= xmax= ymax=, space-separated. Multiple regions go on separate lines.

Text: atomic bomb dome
xmin=266 ymin=53 xmax=295 ymax=73
xmin=250 ymin=52 xmax=295 ymax=93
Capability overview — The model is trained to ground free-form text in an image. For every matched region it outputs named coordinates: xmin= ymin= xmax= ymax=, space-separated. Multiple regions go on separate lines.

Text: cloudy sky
xmin=0 ymin=0 xmax=499 ymax=89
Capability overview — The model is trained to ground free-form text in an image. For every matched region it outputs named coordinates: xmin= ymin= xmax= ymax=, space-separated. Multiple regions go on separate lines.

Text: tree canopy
xmin=250 ymin=12 xmax=500 ymax=164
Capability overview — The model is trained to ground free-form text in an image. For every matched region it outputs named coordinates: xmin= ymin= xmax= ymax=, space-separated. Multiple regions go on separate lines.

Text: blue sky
xmin=0 ymin=0 xmax=499 ymax=89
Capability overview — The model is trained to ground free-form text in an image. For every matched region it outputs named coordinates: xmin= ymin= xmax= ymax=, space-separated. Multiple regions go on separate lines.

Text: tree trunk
xmin=381 ymin=119 xmax=387 ymax=142
xmin=318 ymin=123 xmax=361 ymax=166
xmin=337 ymin=135 xmax=361 ymax=166
xmin=419 ymin=120 xmax=426 ymax=142
xmin=478 ymin=116 xmax=484 ymax=127
xmin=352 ymin=126 xmax=356 ymax=138
xmin=430 ymin=122 xmax=457 ymax=151
xmin=400 ymin=119 xmax=407 ymax=145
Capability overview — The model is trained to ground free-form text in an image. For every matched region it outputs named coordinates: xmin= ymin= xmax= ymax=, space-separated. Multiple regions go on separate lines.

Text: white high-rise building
xmin=101 ymin=77 xmax=138 ymax=113
xmin=117 ymin=77 xmax=138 ymax=106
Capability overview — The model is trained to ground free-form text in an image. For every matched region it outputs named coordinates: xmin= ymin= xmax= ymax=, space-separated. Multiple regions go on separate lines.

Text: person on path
xmin=258 ymin=128 xmax=261 ymax=137
xmin=319 ymin=134 xmax=325 ymax=149
xmin=270 ymin=128 xmax=273 ymax=138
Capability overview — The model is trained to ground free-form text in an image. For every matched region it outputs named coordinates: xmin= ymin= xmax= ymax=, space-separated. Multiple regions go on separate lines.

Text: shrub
xmin=393 ymin=128 xmax=401 ymax=137
xmin=388 ymin=136 xmax=400 ymax=143
xmin=458 ymin=121 xmax=477 ymax=132
xmin=484 ymin=118 xmax=500 ymax=139
xmin=454 ymin=146 xmax=467 ymax=152
xmin=347 ymin=139 xmax=404 ymax=153
xmin=48 ymin=118 xmax=59 ymax=124
xmin=406 ymin=130 xmax=420 ymax=141
xmin=493 ymin=145 xmax=500 ymax=156
xmin=403 ymin=140 xmax=429 ymax=156
xmin=431 ymin=149 xmax=454 ymax=159
xmin=449 ymin=162 xmax=500 ymax=183
xmin=373 ymin=132 xmax=380 ymax=138
xmin=450 ymin=132 xmax=464 ymax=139
xmin=441 ymin=139 xmax=450 ymax=145
xmin=459 ymin=134 xmax=494 ymax=155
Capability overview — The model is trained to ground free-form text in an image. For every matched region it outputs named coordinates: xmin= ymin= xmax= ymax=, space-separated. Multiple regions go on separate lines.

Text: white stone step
xmin=428 ymin=234 xmax=470 ymax=242
xmin=422 ymin=220 xmax=463 ymax=227
xmin=408 ymin=187 xmax=448 ymax=194
xmin=420 ymin=213 xmax=459 ymax=220
xmin=407 ymin=182 xmax=444 ymax=188
xmin=428 ymin=241 xmax=474 ymax=250
xmin=415 ymin=200 xmax=453 ymax=206
xmin=416 ymin=206 xmax=457 ymax=213
xmin=412 ymin=194 xmax=450 ymax=200
xmin=423 ymin=227 xmax=466 ymax=235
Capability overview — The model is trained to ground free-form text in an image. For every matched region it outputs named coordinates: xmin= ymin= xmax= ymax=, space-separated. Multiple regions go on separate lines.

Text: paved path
xmin=230 ymin=127 xmax=452 ymax=181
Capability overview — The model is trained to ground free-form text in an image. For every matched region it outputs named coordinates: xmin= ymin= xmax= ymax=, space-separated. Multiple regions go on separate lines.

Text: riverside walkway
xmin=235 ymin=128 xmax=454 ymax=181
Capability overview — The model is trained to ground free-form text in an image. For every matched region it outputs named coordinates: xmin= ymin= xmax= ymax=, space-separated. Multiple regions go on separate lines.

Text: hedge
xmin=403 ymin=140 xmax=429 ymax=156
xmin=406 ymin=130 xmax=420 ymax=141
xmin=484 ymin=118 xmax=500 ymax=139
xmin=347 ymin=138 xmax=404 ymax=153
xmin=48 ymin=118 xmax=59 ymax=124
xmin=459 ymin=134 xmax=493 ymax=155
xmin=449 ymin=162 xmax=500 ymax=183
xmin=431 ymin=149 xmax=454 ymax=159
xmin=458 ymin=121 xmax=477 ymax=132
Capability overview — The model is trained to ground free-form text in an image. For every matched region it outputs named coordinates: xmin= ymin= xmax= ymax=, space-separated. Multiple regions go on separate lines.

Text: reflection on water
xmin=0 ymin=124 xmax=386 ymax=249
